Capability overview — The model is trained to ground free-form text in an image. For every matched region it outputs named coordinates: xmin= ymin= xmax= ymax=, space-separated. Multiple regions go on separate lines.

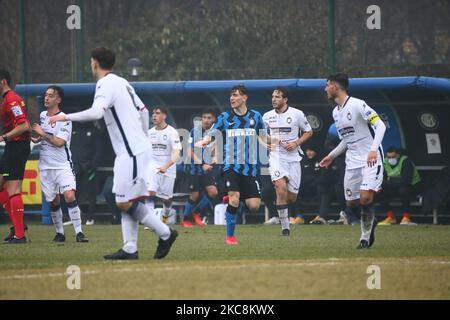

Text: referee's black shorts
xmin=0 ymin=141 xmax=31 ymax=181
xmin=222 ymin=169 xmax=261 ymax=200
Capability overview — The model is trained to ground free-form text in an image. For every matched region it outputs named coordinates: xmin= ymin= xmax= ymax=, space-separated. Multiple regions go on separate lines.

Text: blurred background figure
xmin=378 ymin=146 xmax=422 ymax=225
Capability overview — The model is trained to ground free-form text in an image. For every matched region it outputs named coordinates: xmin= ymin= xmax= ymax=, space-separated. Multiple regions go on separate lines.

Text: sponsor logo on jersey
xmin=227 ymin=128 xmax=256 ymax=137
xmin=271 ymin=127 xmax=292 ymax=134
xmin=346 ymin=188 xmax=352 ymax=197
xmin=338 ymin=126 xmax=355 ymax=137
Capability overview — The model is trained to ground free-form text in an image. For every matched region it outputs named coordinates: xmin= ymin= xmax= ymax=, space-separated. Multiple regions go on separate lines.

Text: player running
xmin=49 ymin=47 xmax=177 ymax=259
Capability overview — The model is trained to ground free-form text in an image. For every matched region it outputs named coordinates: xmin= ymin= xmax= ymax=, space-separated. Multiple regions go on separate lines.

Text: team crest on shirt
xmin=346 ymin=189 xmax=352 ymax=197
xmin=347 ymin=112 xmax=352 ymax=120
xmin=274 ymin=171 xmax=281 ymax=177
xmin=163 ymin=135 xmax=168 ymax=140
xmin=250 ymin=118 xmax=255 ymax=126
xmin=286 ymin=117 xmax=292 ymax=124
xmin=51 ymin=122 xmax=56 ymax=128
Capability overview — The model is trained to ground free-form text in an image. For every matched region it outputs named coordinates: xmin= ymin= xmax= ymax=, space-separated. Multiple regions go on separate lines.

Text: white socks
xmin=121 ymin=213 xmax=139 ymax=254
xmin=51 ymin=207 xmax=64 ymax=234
xmin=277 ymin=205 xmax=290 ymax=231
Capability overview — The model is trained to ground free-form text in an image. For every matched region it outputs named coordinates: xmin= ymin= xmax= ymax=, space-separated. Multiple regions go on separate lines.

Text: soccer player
xmin=31 ymin=85 xmax=88 ymax=243
xmin=147 ymin=107 xmax=182 ymax=223
xmin=319 ymin=73 xmax=386 ymax=249
xmin=49 ymin=47 xmax=178 ymax=259
xmin=262 ymin=87 xmax=313 ymax=236
xmin=183 ymin=108 xmax=219 ymax=227
xmin=0 ymin=69 xmax=31 ymax=244
xmin=197 ymin=85 xmax=265 ymax=245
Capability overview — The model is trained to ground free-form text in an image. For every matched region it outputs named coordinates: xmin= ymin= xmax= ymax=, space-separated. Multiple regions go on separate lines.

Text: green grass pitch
xmin=0 ymin=223 xmax=449 ymax=299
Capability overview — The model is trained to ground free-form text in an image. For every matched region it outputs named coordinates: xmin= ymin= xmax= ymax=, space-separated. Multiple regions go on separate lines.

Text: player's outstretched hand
xmin=48 ymin=113 xmax=67 ymax=126
xmin=367 ymin=150 xmax=377 ymax=167
xmin=319 ymin=155 xmax=333 ymax=168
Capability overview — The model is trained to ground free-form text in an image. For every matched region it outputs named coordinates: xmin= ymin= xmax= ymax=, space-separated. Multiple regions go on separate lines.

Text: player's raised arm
xmin=195 ymin=112 xmax=224 ymax=148
xmin=320 ymin=139 xmax=347 ymax=168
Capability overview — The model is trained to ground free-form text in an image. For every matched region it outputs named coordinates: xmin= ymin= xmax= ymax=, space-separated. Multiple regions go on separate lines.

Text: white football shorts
xmin=39 ymin=168 xmax=76 ymax=202
xmin=269 ymin=158 xmax=301 ymax=194
xmin=113 ymin=150 xmax=152 ymax=203
xmin=343 ymin=164 xmax=383 ymax=200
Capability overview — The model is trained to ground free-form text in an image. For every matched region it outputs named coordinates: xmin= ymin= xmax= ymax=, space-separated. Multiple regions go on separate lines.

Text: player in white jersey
xmin=147 ymin=107 xmax=182 ymax=223
xmin=49 ymin=47 xmax=177 ymax=260
xmin=320 ymin=74 xmax=386 ymax=249
xmin=262 ymin=87 xmax=313 ymax=236
xmin=31 ymin=86 xmax=88 ymax=243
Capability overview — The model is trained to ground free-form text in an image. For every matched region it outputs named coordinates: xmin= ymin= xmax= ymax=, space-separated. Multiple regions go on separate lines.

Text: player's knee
xmin=63 ymin=192 xmax=76 ymax=204
xmin=287 ymin=193 xmax=298 ymax=204
xmin=247 ymin=203 xmax=260 ymax=213
xmin=360 ymin=194 xmax=373 ymax=205
xmin=51 ymin=197 xmax=60 ymax=207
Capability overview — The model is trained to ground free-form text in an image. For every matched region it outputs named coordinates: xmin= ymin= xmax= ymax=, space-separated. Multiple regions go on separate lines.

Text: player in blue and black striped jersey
xmin=182 ymin=108 xmax=220 ymax=228
xmin=197 ymin=85 xmax=266 ymax=245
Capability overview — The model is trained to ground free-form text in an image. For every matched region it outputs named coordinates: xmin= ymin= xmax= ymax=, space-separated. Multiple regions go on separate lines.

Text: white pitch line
xmin=1 ymin=259 xmax=449 ymax=281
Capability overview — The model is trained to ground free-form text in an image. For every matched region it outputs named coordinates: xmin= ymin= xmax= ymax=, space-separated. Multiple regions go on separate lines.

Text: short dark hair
xmin=201 ymin=108 xmax=217 ymax=118
xmin=91 ymin=47 xmax=116 ymax=70
xmin=386 ymin=146 xmax=399 ymax=154
xmin=47 ymin=85 xmax=64 ymax=103
xmin=273 ymin=87 xmax=289 ymax=99
xmin=0 ymin=69 xmax=12 ymax=86
xmin=153 ymin=106 xmax=169 ymax=115
xmin=230 ymin=85 xmax=248 ymax=96
xmin=327 ymin=73 xmax=349 ymax=92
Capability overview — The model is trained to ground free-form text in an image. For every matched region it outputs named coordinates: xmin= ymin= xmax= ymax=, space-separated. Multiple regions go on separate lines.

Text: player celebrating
xmin=0 ymin=69 xmax=31 ymax=244
xmin=147 ymin=107 xmax=182 ymax=223
xmin=319 ymin=73 xmax=386 ymax=249
xmin=263 ymin=87 xmax=313 ymax=236
xmin=183 ymin=108 xmax=219 ymax=227
xmin=197 ymin=85 xmax=265 ymax=245
xmin=49 ymin=47 xmax=178 ymax=259
xmin=31 ymin=86 xmax=88 ymax=243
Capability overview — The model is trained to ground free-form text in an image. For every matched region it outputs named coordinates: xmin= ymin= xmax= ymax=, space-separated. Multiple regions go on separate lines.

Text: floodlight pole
xmin=77 ymin=0 xmax=85 ymax=82
xmin=328 ymin=0 xmax=336 ymax=74
xmin=19 ymin=0 xmax=28 ymax=84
